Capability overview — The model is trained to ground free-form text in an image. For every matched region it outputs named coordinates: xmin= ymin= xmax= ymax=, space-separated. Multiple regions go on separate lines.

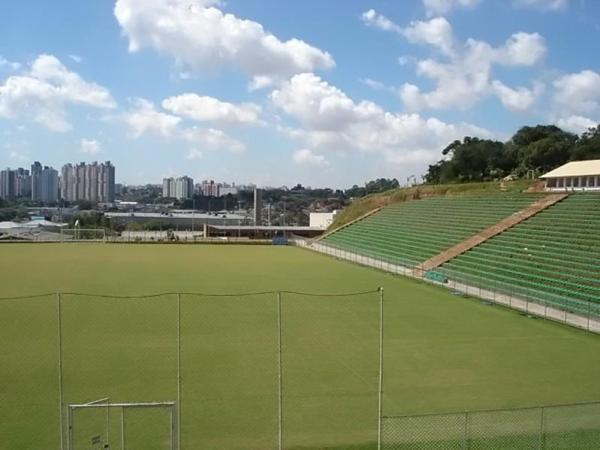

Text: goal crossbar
xmin=67 ymin=400 xmax=177 ymax=450
xmin=69 ymin=401 xmax=175 ymax=410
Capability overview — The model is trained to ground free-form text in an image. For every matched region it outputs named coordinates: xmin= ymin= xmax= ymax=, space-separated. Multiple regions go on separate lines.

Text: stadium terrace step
xmin=415 ymin=193 xmax=568 ymax=274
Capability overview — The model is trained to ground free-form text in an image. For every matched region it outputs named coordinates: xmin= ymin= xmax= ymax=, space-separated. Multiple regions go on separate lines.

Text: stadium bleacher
xmin=322 ymin=193 xmax=600 ymax=316
xmin=323 ymin=194 xmax=543 ymax=267
xmin=437 ymin=194 xmax=600 ymax=312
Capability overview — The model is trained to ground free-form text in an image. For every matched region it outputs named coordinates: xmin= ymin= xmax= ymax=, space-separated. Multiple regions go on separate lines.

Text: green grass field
xmin=1 ymin=243 xmax=600 ymax=450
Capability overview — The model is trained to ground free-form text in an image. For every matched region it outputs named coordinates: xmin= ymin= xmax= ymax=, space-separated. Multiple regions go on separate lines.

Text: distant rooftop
xmin=541 ymin=160 xmax=600 ymax=178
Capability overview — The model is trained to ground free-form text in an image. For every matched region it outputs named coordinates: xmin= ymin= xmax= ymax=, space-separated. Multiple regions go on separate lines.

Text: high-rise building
xmin=162 ymin=178 xmax=175 ymax=198
xmin=0 ymin=169 xmax=16 ymax=200
xmin=61 ymin=161 xmax=115 ymax=202
xmin=201 ymin=180 xmax=219 ymax=197
xmin=175 ymin=176 xmax=194 ymax=200
xmin=253 ymin=188 xmax=263 ymax=225
xmin=14 ymin=168 xmax=31 ymax=198
xmin=163 ymin=176 xmax=194 ymax=200
xmin=30 ymin=162 xmax=59 ymax=203
xmin=31 ymin=161 xmax=43 ymax=201
xmin=39 ymin=167 xmax=59 ymax=203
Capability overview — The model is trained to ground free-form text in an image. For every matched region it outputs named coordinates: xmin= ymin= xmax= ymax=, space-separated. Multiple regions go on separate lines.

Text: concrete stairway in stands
xmin=414 ymin=193 xmax=568 ymax=274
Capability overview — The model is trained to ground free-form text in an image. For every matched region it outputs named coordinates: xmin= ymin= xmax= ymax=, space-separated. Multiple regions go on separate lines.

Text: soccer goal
xmin=60 ymin=228 xmax=106 ymax=242
xmin=67 ymin=399 xmax=177 ymax=450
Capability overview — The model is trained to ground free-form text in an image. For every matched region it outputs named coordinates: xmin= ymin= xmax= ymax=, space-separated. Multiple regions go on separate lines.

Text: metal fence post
xmin=377 ymin=287 xmax=384 ymax=450
xmin=57 ymin=292 xmax=65 ymax=450
xmin=539 ymin=406 xmax=545 ymax=450
xmin=121 ymin=406 xmax=126 ymax=450
xmin=176 ymin=293 xmax=182 ymax=450
xmin=464 ymin=411 xmax=469 ymax=450
xmin=277 ymin=291 xmax=283 ymax=450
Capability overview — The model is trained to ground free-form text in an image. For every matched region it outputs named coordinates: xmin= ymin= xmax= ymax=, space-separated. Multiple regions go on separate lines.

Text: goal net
xmin=67 ymin=399 xmax=177 ymax=450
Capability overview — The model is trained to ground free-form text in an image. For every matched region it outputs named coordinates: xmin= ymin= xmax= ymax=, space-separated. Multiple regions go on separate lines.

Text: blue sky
xmin=1 ymin=0 xmax=599 ymax=188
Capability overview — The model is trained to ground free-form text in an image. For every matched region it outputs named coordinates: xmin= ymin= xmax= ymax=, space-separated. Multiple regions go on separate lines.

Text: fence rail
xmin=295 ymin=239 xmax=600 ymax=334
xmin=382 ymin=401 xmax=600 ymax=449
xmin=0 ymin=289 xmax=382 ymax=450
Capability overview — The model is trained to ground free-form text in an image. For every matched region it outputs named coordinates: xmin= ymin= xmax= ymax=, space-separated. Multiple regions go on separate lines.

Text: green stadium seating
xmin=323 ymin=194 xmax=543 ymax=268
xmin=437 ymin=194 xmax=600 ymax=315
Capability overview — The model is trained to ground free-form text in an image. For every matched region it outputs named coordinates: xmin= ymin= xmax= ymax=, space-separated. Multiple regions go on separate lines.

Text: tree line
xmin=424 ymin=124 xmax=600 ymax=184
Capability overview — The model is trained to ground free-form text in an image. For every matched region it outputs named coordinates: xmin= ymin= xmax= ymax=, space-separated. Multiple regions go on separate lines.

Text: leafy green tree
xmin=510 ymin=125 xmax=577 ymax=173
xmin=571 ymin=124 xmax=600 ymax=160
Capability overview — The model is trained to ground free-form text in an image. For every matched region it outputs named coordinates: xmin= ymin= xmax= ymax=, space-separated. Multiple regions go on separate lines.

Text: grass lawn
xmin=1 ymin=243 xmax=599 ymax=449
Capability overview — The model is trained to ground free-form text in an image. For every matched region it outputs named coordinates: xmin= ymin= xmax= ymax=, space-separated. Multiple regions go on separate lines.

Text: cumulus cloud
xmin=272 ymin=73 xmax=491 ymax=166
xmin=550 ymin=70 xmax=600 ymax=132
xmin=361 ymin=9 xmax=402 ymax=33
xmin=422 ymin=0 xmax=480 ymax=16
xmin=555 ymin=115 xmax=597 ymax=134
xmin=114 ymin=0 xmax=334 ymax=89
xmin=293 ymin=149 xmax=329 ymax=168
xmin=162 ymin=93 xmax=261 ymax=125
xmin=0 ymin=54 xmax=115 ymax=132
xmin=397 ymin=19 xmax=546 ymax=111
xmin=404 ymin=17 xmax=456 ymax=56
xmin=512 ymin=0 xmax=569 ymax=11
xmin=553 ymin=70 xmax=600 ymax=115
xmin=121 ymin=98 xmax=245 ymax=153
xmin=492 ymin=80 xmax=544 ymax=112
xmin=361 ymin=9 xmax=456 ymax=56
xmin=0 ymin=56 xmax=21 ymax=71
xmin=80 ymin=138 xmax=102 ymax=154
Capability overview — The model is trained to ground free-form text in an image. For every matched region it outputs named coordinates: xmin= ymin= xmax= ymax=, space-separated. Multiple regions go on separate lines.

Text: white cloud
xmin=0 ymin=56 xmax=21 ymax=71
xmin=123 ymin=98 xmax=181 ymax=138
xmin=80 ymin=138 xmax=101 ymax=154
xmin=496 ymin=32 xmax=546 ymax=66
xmin=187 ymin=148 xmax=204 ymax=160
xmin=551 ymin=70 xmax=600 ymax=132
xmin=422 ymin=0 xmax=480 ymax=17
xmin=68 ymin=54 xmax=83 ymax=63
xmin=404 ymin=17 xmax=456 ymax=56
xmin=361 ymin=9 xmax=402 ymax=33
xmin=512 ymin=0 xmax=569 ymax=11
xmin=121 ymin=98 xmax=246 ymax=153
xmin=553 ymin=70 xmax=600 ymax=114
xmin=114 ymin=0 xmax=334 ymax=89
xmin=293 ymin=149 xmax=329 ymax=168
xmin=182 ymin=127 xmax=246 ymax=153
xmin=361 ymin=10 xmax=456 ymax=56
xmin=491 ymin=80 xmax=544 ymax=112
xmin=555 ymin=115 xmax=597 ymax=134
xmin=0 ymin=54 xmax=115 ymax=132
xmin=272 ymin=73 xmax=491 ymax=166
xmin=397 ymin=20 xmax=546 ymax=111
xmin=360 ymin=78 xmax=387 ymax=91
xmin=162 ymin=93 xmax=261 ymax=125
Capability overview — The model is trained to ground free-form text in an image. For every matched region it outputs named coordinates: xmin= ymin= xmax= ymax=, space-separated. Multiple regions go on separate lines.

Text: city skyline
xmin=1 ymin=0 xmax=600 ymax=188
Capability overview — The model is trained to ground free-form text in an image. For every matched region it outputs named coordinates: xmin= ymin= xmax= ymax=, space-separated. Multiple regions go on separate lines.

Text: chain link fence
xmin=0 ymin=289 xmax=381 ymax=450
xmin=296 ymin=240 xmax=600 ymax=333
xmin=382 ymin=402 xmax=600 ymax=449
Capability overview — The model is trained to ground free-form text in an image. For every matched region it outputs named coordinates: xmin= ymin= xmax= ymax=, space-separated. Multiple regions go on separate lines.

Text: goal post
xmin=67 ymin=400 xmax=177 ymax=450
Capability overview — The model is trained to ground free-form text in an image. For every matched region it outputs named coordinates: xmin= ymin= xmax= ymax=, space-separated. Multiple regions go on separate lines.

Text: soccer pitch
xmin=1 ymin=244 xmax=599 ymax=450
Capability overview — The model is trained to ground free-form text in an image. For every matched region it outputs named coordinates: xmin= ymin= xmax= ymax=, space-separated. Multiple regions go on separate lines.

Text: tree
xmin=571 ymin=124 xmax=600 ymax=161
xmin=510 ymin=125 xmax=577 ymax=173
